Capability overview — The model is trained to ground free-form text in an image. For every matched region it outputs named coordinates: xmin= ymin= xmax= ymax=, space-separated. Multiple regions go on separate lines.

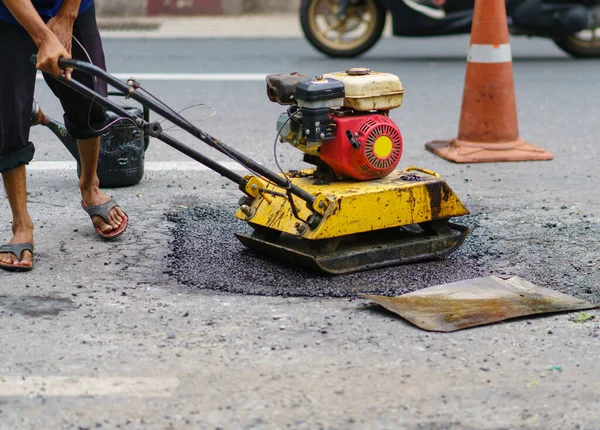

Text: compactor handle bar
xmin=32 ymin=55 xmax=318 ymax=208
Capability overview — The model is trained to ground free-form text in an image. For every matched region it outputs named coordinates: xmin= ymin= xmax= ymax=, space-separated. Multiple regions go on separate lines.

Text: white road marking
xmin=27 ymin=160 xmax=248 ymax=172
xmin=0 ymin=376 xmax=179 ymax=397
xmin=36 ymin=73 xmax=268 ymax=81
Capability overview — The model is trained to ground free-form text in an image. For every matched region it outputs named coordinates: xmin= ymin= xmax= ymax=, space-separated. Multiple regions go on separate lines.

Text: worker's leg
xmin=78 ymin=136 xmax=125 ymax=232
xmin=1 ymin=166 xmax=34 ymax=267
xmin=0 ymin=21 xmax=37 ymax=267
xmin=43 ymin=4 xmax=126 ymax=235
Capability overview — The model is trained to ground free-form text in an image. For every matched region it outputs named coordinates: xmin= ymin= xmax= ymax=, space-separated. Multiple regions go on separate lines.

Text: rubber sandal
xmin=81 ymin=199 xmax=128 ymax=240
xmin=0 ymin=243 xmax=34 ymax=272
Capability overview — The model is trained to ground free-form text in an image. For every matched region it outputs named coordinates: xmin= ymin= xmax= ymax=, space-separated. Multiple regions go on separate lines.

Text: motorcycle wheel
xmin=553 ymin=27 xmax=600 ymax=57
xmin=300 ymin=0 xmax=387 ymax=58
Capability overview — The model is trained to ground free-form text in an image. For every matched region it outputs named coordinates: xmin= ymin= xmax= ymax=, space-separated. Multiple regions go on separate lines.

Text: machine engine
xmin=267 ymin=68 xmax=406 ymax=181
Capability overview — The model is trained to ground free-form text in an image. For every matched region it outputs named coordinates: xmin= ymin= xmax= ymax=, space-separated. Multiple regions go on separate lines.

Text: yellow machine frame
xmin=235 ymin=166 xmax=469 ymax=239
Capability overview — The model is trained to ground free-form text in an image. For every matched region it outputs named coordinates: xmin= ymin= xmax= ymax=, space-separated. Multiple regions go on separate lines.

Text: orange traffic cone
xmin=425 ymin=0 xmax=553 ymax=163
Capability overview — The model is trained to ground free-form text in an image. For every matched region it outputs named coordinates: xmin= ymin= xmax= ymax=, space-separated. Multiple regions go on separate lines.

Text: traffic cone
xmin=425 ymin=0 xmax=553 ymax=162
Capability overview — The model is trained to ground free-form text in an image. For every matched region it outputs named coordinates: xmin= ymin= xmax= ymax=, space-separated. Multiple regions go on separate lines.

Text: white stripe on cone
xmin=468 ymin=43 xmax=512 ymax=63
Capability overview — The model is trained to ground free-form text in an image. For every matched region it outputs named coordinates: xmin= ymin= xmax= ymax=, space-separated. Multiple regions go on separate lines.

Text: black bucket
xmin=81 ymin=108 xmax=148 ymax=188
xmin=33 ymin=101 xmax=149 ymax=188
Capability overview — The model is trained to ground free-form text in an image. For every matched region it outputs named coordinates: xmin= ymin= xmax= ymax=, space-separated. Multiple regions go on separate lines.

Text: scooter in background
xmin=300 ymin=0 xmax=600 ymax=57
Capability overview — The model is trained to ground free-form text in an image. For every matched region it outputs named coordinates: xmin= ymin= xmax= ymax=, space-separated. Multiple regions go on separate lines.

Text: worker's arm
xmin=47 ymin=0 xmax=81 ymax=54
xmin=2 ymin=0 xmax=72 ymax=77
xmin=46 ymin=0 xmax=82 ymax=79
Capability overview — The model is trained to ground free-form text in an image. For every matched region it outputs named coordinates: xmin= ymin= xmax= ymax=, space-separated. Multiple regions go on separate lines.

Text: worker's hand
xmin=35 ymin=32 xmax=71 ymax=79
xmin=46 ymin=14 xmax=75 ymax=79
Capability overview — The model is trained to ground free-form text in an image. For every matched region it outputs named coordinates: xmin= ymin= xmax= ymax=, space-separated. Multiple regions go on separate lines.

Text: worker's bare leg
xmin=78 ymin=136 xmax=126 ymax=233
xmin=1 ymin=165 xmax=34 ymax=267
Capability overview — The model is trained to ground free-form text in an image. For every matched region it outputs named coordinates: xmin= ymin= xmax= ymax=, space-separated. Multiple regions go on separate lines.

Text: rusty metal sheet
xmin=364 ymin=276 xmax=598 ymax=332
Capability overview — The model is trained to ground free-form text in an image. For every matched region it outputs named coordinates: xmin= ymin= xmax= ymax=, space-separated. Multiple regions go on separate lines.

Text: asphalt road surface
xmin=2 ymin=35 xmax=599 ymax=429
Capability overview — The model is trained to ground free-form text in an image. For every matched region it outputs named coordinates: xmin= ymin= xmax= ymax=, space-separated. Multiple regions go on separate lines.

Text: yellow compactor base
xmin=234 ymin=167 xmax=470 ymax=274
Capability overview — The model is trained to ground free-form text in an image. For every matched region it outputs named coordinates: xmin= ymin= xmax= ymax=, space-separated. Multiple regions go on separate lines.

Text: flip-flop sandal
xmin=0 ymin=243 xmax=34 ymax=272
xmin=81 ymin=199 xmax=129 ymax=240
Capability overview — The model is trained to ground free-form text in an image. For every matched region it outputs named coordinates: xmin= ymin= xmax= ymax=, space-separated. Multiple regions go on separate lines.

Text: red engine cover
xmin=320 ymin=114 xmax=403 ymax=180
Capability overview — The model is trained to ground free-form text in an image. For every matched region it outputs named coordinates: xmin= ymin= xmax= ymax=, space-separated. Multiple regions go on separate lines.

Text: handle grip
xmin=29 ymin=53 xmax=76 ymax=69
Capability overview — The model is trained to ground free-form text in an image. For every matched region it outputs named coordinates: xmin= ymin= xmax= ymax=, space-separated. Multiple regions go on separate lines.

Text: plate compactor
xmin=40 ymin=57 xmax=469 ymax=275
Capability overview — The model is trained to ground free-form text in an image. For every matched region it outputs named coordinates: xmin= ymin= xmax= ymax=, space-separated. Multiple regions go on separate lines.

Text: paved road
xmin=32 ymin=35 xmax=591 ymax=166
xmin=2 ymin=35 xmax=599 ymax=429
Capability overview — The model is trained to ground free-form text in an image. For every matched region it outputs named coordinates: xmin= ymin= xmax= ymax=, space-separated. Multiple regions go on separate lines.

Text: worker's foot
xmin=80 ymin=182 xmax=127 ymax=236
xmin=402 ymin=0 xmax=446 ymax=19
xmin=0 ymin=223 xmax=34 ymax=270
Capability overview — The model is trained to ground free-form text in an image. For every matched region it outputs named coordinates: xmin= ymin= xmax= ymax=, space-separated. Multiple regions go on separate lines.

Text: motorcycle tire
xmin=553 ymin=29 xmax=600 ymax=57
xmin=300 ymin=0 xmax=387 ymax=58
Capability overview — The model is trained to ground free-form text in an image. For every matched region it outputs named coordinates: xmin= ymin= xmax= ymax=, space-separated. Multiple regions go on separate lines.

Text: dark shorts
xmin=0 ymin=4 xmax=108 ymax=174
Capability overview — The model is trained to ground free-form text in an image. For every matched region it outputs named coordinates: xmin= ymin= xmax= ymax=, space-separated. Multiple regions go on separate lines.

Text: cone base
xmin=425 ymin=138 xmax=554 ymax=163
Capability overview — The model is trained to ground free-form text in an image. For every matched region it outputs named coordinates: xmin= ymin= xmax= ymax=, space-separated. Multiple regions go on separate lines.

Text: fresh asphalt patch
xmin=167 ymin=199 xmax=599 ymax=300
xmin=166 ymin=202 xmax=484 ymax=297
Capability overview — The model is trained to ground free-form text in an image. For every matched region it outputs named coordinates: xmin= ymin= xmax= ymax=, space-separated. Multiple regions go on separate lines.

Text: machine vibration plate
xmin=235 ymin=221 xmax=469 ymax=275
